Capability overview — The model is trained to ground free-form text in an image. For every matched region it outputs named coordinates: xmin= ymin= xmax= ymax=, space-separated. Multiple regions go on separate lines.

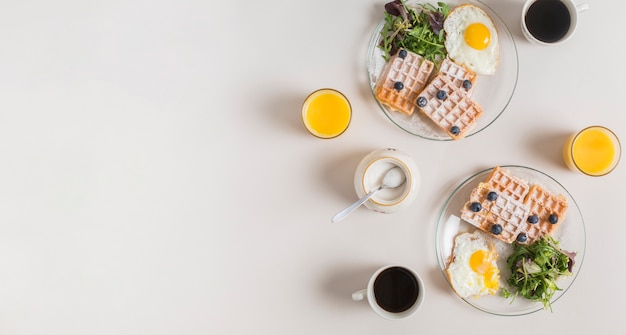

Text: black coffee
xmin=525 ymin=0 xmax=571 ymax=43
xmin=373 ymin=267 xmax=419 ymax=313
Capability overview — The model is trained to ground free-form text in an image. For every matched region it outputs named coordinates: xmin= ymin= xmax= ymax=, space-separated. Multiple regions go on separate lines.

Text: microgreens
xmin=379 ymin=0 xmax=449 ymax=63
xmin=502 ymin=236 xmax=576 ymax=311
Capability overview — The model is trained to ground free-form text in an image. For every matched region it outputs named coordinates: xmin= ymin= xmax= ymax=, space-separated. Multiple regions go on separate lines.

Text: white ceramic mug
xmin=521 ymin=0 xmax=589 ymax=45
xmin=352 ymin=265 xmax=424 ymax=320
xmin=352 ymin=148 xmax=420 ymax=214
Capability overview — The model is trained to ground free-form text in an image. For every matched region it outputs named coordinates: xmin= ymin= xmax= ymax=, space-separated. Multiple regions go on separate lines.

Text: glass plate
xmin=366 ymin=0 xmax=519 ymax=141
xmin=435 ymin=166 xmax=586 ymax=316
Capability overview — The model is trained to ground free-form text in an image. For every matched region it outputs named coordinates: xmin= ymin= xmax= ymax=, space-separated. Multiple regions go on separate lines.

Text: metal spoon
xmin=331 ymin=166 xmax=406 ymax=223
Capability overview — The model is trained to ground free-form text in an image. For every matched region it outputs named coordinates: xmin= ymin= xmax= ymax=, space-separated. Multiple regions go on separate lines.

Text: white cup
xmin=521 ymin=0 xmax=589 ymax=45
xmin=352 ymin=265 xmax=424 ymax=320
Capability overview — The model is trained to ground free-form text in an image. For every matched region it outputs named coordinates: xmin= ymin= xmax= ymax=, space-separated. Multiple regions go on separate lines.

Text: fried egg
xmin=444 ymin=4 xmax=499 ymax=75
xmin=446 ymin=230 xmax=500 ymax=298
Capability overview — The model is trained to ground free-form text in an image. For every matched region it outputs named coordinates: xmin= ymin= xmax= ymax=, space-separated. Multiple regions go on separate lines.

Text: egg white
xmin=444 ymin=5 xmax=500 ymax=75
xmin=446 ymin=230 xmax=500 ymax=298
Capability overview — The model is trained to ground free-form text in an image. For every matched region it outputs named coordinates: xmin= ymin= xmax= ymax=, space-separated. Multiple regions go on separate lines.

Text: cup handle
xmin=352 ymin=289 xmax=367 ymax=301
xmin=576 ymin=3 xmax=589 ymax=13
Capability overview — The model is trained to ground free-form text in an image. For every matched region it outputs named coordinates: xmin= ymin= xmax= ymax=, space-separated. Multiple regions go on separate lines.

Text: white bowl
xmin=353 ymin=148 xmax=420 ymax=214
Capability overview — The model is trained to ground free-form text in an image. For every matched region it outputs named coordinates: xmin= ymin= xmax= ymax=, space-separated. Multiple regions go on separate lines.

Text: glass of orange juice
xmin=302 ymin=88 xmax=351 ymax=139
xmin=563 ymin=126 xmax=621 ymax=176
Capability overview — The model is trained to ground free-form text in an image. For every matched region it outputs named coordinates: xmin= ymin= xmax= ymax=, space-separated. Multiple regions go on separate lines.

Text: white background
xmin=0 ymin=0 xmax=623 ymax=334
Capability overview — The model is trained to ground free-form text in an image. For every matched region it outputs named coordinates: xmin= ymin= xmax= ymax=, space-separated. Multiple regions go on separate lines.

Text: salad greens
xmin=379 ymin=0 xmax=449 ymax=63
xmin=502 ymin=236 xmax=576 ymax=311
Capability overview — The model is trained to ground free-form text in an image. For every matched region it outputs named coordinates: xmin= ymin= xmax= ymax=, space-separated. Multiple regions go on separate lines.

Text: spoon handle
xmin=331 ymin=187 xmax=382 ymax=223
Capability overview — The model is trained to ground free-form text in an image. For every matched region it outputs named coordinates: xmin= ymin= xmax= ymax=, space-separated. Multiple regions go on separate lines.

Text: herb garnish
xmin=379 ymin=0 xmax=449 ymax=63
xmin=502 ymin=236 xmax=576 ymax=311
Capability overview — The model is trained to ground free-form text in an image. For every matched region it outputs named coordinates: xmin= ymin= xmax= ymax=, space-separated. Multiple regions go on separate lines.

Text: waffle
xmin=375 ymin=49 xmax=435 ymax=116
xmin=460 ymin=166 xmax=569 ymax=244
xmin=437 ymin=58 xmax=477 ymax=96
xmin=461 ymin=183 xmax=531 ymax=244
xmin=484 ymin=166 xmax=530 ymax=202
xmin=416 ymin=74 xmax=483 ymax=140
xmin=460 ymin=182 xmax=492 ymax=229
xmin=523 ymin=184 xmax=569 ymax=238
xmin=486 ymin=187 xmax=532 ymax=243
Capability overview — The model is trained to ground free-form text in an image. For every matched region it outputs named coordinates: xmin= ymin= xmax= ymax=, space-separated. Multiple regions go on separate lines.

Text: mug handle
xmin=352 ymin=289 xmax=367 ymax=301
xmin=576 ymin=3 xmax=589 ymax=13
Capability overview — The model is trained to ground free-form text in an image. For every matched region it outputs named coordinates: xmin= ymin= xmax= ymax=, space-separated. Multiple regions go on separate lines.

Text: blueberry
xmin=462 ymin=79 xmax=472 ymax=90
xmin=549 ymin=214 xmax=559 ymax=224
xmin=487 ymin=191 xmax=498 ymax=201
xmin=394 ymin=82 xmax=404 ymax=91
xmin=398 ymin=49 xmax=408 ymax=59
xmin=491 ymin=224 xmax=503 ymax=235
xmin=436 ymin=90 xmax=447 ymax=100
xmin=450 ymin=126 xmax=460 ymax=135
xmin=470 ymin=202 xmax=482 ymax=212
xmin=417 ymin=96 xmax=427 ymax=107
xmin=516 ymin=233 xmax=528 ymax=243
xmin=527 ymin=215 xmax=539 ymax=224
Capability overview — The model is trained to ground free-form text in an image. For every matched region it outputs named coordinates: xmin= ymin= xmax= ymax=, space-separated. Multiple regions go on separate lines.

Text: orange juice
xmin=563 ymin=126 xmax=621 ymax=176
xmin=302 ymin=89 xmax=351 ymax=139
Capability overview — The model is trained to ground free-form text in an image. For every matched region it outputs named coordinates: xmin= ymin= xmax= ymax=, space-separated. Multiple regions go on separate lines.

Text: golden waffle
xmin=523 ymin=184 xmax=569 ymax=239
xmin=460 ymin=167 xmax=569 ymax=244
xmin=416 ymin=74 xmax=483 ymax=140
xmin=460 ymin=182 xmax=492 ymax=229
xmin=375 ymin=49 xmax=435 ymax=116
xmin=486 ymin=188 xmax=531 ymax=243
xmin=461 ymin=183 xmax=531 ymax=244
xmin=437 ymin=58 xmax=477 ymax=95
xmin=484 ymin=166 xmax=530 ymax=202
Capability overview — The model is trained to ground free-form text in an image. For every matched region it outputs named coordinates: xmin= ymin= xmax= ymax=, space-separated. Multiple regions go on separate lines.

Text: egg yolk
xmin=464 ymin=23 xmax=491 ymax=50
xmin=469 ymin=249 xmax=499 ymax=291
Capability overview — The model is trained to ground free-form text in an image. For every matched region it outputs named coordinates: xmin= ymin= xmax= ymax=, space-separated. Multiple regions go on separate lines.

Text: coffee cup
xmin=521 ymin=0 xmax=589 ymax=45
xmin=352 ymin=265 xmax=424 ymax=320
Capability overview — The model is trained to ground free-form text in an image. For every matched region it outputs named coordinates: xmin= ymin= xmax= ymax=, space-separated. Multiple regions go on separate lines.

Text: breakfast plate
xmin=435 ymin=166 xmax=586 ymax=316
xmin=366 ymin=0 xmax=518 ymax=141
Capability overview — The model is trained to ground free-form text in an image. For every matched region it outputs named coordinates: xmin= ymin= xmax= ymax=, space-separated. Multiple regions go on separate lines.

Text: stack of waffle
xmin=374 ymin=49 xmax=435 ymax=116
xmin=416 ymin=58 xmax=483 ymax=140
xmin=374 ymin=50 xmax=484 ymax=140
xmin=460 ymin=166 xmax=568 ymax=244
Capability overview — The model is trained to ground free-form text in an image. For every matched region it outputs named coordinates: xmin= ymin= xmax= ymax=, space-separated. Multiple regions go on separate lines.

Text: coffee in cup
xmin=521 ymin=0 xmax=588 ymax=45
xmin=352 ymin=265 xmax=424 ymax=319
